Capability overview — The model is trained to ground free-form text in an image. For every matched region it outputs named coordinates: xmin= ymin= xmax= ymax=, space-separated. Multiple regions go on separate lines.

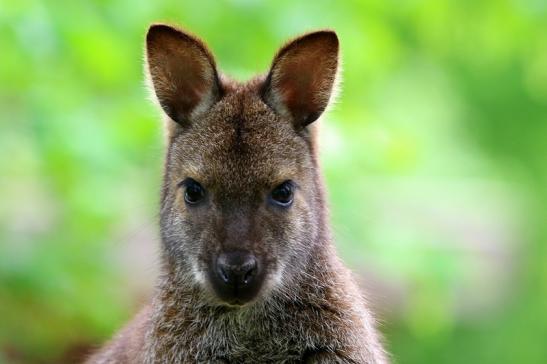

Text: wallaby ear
xmin=262 ymin=30 xmax=339 ymax=128
xmin=145 ymin=24 xmax=222 ymax=124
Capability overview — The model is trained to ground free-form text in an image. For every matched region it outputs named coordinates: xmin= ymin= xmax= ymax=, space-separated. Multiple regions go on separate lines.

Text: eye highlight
xmin=180 ymin=178 xmax=206 ymax=205
xmin=270 ymin=180 xmax=295 ymax=207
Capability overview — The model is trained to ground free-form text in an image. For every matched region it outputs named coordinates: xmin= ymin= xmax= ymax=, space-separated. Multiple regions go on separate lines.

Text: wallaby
xmin=86 ymin=24 xmax=388 ymax=364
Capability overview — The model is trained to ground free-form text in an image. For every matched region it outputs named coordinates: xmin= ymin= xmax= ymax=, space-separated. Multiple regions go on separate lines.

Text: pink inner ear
xmin=168 ymin=51 xmax=210 ymax=115
xmin=277 ymin=51 xmax=326 ymax=117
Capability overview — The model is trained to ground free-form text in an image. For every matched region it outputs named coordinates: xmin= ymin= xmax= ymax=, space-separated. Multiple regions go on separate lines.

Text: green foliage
xmin=1 ymin=1 xmax=546 ymax=363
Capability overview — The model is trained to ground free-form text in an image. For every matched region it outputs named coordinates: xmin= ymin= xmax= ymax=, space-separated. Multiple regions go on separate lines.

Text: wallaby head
xmin=145 ymin=24 xmax=339 ymax=307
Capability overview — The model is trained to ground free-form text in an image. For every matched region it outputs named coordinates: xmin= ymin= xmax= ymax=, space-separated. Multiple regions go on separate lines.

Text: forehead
xmin=168 ymin=90 xmax=311 ymax=191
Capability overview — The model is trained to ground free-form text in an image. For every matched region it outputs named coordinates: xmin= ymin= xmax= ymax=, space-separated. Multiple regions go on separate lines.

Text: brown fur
xmin=86 ymin=24 xmax=388 ymax=364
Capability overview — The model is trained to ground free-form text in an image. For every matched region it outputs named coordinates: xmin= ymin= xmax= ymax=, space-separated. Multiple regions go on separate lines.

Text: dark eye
xmin=182 ymin=178 xmax=206 ymax=205
xmin=270 ymin=180 xmax=295 ymax=207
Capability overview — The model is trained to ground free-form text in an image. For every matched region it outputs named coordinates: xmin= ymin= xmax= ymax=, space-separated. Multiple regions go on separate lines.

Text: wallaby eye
xmin=181 ymin=178 xmax=206 ymax=205
xmin=270 ymin=180 xmax=295 ymax=207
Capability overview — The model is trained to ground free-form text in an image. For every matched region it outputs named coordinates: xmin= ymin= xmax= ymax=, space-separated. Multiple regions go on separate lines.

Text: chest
xmin=147 ymin=306 xmax=330 ymax=363
xmin=198 ymin=318 xmax=308 ymax=363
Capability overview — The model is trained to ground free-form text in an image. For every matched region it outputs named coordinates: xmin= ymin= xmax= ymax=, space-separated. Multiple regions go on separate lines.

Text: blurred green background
xmin=1 ymin=0 xmax=546 ymax=363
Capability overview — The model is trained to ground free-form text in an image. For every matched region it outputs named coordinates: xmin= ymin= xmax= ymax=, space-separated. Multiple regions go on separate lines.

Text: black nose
xmin=216 ymin=251 xmax=258 ymax=287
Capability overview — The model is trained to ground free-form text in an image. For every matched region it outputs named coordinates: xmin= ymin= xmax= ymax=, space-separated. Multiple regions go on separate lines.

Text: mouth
xmin=210 ymin=282 xmax=264 ymax=306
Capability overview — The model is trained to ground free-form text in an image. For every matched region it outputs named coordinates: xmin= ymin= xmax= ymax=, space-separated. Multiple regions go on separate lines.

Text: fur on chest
xmin=145 ymin=300 xmax=343 ymax=363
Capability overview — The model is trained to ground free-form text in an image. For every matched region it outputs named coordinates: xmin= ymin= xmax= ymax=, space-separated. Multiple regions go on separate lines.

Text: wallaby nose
xmin=216 ymin=251 xmax=258 ymax=287
xmin=209 ymin=251 xmax=264 ymax=305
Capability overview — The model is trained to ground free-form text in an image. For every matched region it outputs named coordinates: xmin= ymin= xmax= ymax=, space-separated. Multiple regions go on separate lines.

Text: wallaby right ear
xmin=145 ymin=24 xmax=222 ymax=125
xmin=262 ymin=30 xmax=339 ymax=129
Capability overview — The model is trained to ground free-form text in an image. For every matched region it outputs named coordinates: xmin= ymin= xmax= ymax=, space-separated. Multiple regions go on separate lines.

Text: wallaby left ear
xmin=145 ymin=24 xmax=222 ymax=125
xmin=262 ymin=30 xmax=339 ymax=128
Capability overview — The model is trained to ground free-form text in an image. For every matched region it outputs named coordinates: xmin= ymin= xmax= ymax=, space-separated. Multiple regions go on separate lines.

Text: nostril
xmin=241 ymin=257 xmax=257 ymax=284
xmin=217 ymin=265 xmax=230 ymax=284
xmin=243 ymin=265 xmax=256 ymax=284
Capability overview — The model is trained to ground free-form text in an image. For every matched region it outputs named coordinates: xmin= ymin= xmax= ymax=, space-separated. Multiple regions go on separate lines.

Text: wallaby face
xmin=146 ymin=25 xmax=338 ymax=306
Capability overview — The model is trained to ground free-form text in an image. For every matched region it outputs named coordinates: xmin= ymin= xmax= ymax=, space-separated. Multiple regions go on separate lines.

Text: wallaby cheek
xmin=161 ymin=195 xmax=208 ymax=278
xmin=266 ymin=207 xmax=309 ymax=273
xmin=287 ymin=199 xmax=318 ymax=261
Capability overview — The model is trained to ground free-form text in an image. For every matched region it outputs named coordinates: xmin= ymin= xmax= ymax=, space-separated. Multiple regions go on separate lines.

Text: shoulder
xmin=85 ymin=305 xmax=152 ymax=364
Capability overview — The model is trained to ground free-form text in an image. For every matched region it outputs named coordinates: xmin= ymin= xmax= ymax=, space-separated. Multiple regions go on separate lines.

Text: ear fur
xmin=145 ymin=24 xmax=222 ymax=124
xmin=262 ymin=30 xmax=339 ymax=128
